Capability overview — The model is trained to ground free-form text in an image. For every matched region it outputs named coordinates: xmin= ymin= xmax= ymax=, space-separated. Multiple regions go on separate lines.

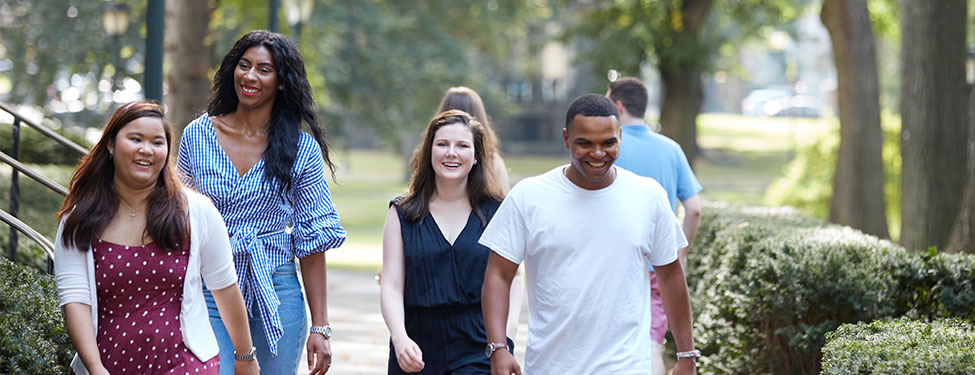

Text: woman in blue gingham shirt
xmin=178 ymin=31 xmax=345 ymax=375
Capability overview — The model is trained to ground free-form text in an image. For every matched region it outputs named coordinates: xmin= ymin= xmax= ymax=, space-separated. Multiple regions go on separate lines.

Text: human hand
xmin=89 ymin=366 xmax=111 ymax=375
xmin=490 ymin=350 xmax=522 ymax=375
xmin=672 ymin=358 xmax=697 ymax=375
xmin=307 ymin=333 xmax=332 ymax=374
xmin=233 ymin=358 xmax=260 ymax=375
xmin=392 ymin=336 xmax=424 ymax=372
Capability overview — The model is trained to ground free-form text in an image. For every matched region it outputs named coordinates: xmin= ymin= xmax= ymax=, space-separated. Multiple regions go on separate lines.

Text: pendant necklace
xmin=119 ymin=199 xmax=145 ymax=218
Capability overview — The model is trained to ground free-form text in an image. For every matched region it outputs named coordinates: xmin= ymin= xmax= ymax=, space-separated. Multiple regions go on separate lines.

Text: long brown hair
xmin=58 ymin=101 xmax=188 ymax=251
xmin=435 ymin=87 xmax=501 ymax=162
xmin=398 ymin=110 xmax=502 ymax=225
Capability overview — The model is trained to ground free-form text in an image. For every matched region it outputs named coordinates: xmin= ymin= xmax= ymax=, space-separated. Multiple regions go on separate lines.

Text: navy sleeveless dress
xmin=388 ymin=198 xmax=512 ymax=374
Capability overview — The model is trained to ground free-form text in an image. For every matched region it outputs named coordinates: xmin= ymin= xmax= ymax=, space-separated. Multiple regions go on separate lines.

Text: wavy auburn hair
xmin=398 ymin=110 xmax=502 ymax=225
xmin=209 ymin=30 xmax=336 ymax=195
xmin=58 ymin=101 xmax=187 ymax=251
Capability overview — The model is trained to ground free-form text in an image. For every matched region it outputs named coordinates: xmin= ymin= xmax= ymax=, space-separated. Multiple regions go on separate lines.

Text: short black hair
xmin=607 ymin=77 xmax=648 ymax=118
xmin=565 ymin=94 xmax=619 ymax=129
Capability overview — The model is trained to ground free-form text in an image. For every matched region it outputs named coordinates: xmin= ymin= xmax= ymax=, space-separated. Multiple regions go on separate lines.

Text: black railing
xmin=1 ymin=101 xmax=88 ymax=272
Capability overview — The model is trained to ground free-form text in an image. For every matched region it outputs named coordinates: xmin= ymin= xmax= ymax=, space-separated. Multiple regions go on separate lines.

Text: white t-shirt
xmin=479 ymin=165 xmax=687 ymax=375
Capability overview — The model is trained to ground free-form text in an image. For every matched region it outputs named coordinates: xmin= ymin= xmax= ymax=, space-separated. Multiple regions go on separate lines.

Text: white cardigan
xmin=54 ymin=189 xmax=237 ymax=375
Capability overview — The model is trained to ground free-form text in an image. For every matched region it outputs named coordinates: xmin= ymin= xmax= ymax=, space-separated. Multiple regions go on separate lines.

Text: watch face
xmin=324 ymin=326 xmax=332 ymax=338
xmin=485 ymin=343 xmax=494 ymax=358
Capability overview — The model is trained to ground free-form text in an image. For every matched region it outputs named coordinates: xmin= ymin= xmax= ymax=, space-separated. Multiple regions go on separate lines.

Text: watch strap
xmin=310 ymin=325 xmax=332 ymax=339
xmin=234 ymin=346 xmax=257 ymax=361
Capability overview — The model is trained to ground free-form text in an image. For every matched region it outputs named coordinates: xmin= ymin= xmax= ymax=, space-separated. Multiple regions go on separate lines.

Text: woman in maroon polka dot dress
xmin=54 ymin=101 xmax=261 ymax=375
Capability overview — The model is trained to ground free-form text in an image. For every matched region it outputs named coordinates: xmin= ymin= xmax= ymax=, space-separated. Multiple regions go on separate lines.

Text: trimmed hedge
xmin=822 ymin=318 xmax=975 ymax=375
xmin=687 ymin=202 xmax=975 ymax=375
xmin=0 ymin=257 xmax=72 ymax=374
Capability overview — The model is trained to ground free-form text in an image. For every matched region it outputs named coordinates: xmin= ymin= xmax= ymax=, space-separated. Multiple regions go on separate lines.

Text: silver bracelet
xmin=676 ymin=349 xmax=701 ymax=359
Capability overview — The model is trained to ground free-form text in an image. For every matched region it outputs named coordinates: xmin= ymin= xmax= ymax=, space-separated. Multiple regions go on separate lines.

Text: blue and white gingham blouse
xmin=177 ymin=114 xmax=346 ymax=354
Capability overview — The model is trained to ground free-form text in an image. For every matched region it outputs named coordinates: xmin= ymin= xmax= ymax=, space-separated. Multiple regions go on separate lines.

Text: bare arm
xmin=379 ymin=206 xmax=424 ymax=372
xmin=63 ymin=303 xmax=109 ymax=375
xmin=210 ymin=283 xmax=260 ymax=375
xmin=299 ymin=252 xmax=332 ymax=374
xmin=505 ymin=264 xmax=524 ymax=340
xmin=654 ymin=260 xmax=697 ymax=375
xmin=678 ymin=194 xmax=702 ymax=270
xmin=482 ymin=252 xmax=522 ymax=375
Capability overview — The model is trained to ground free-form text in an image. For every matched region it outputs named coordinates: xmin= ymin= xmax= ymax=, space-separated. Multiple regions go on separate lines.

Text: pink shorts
xmin=650 ymin=271 xmax=668 ymax=343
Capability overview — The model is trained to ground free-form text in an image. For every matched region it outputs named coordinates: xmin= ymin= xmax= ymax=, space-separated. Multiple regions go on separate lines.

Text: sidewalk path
xmin=293 ymin=244 xmax=529 ymax=374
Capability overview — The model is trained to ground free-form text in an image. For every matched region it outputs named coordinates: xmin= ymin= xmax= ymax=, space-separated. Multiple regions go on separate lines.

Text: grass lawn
xmin=2 ymin=114 xmax=831 ymax=270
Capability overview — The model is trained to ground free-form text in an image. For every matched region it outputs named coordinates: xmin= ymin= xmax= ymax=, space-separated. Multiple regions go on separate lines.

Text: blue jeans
xmin=205 ymin=261 xmax=308 ymax=375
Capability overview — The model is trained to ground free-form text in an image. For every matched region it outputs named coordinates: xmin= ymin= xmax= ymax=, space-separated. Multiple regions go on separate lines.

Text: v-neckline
xmin=429 ymin=209 xmax=475 ymax=247
xmin=207 ymin=116 xmax=264 ymax=179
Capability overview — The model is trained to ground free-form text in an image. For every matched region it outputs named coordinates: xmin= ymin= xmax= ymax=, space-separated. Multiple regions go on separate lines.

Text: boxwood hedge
xmin=0 ymin=257 xmax=72 ymax=374
xmin=687 ymin=202 xmax=975 ymax=375
xmin=822 ymin=318 xmax=975 ymax=375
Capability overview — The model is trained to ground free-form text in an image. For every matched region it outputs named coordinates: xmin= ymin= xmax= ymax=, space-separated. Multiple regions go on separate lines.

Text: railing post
xmin=8 ymin=118 xmax=20 ymax=262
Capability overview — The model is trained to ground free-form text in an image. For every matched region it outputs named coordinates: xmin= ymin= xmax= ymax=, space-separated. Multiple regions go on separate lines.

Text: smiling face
xmin=233 ymin=46 xmax=279 ymax=109
xmin=109 ymin=116 xmax=168 ymax=190
xmin=430 ymin=122 xmax=476 ymax=183
xmin=562 ymin=114 xmax=620 ymax=190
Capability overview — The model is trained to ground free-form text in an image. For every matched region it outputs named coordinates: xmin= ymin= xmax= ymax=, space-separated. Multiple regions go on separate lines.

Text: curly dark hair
xmin=565 ymin=94 xmax=620 ymax=129
xmin=208 ymin=30 xmax=336 ymax=194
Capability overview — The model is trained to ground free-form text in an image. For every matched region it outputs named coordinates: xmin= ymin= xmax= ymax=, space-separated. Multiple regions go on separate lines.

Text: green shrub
xmin=0 ymin=257 xmax=72 ymax=374
xmin=0 ymin=163 xmax=73 ymax=272
xmin=822 ymin=318 xmax=975 ymax=375
xmin=0 ymin=123 xmax=89 ymax=165
xmin=688 ymin=202 xmax=975 ymax=375
xmin=764 ymin=111 xmax=902 ymax=239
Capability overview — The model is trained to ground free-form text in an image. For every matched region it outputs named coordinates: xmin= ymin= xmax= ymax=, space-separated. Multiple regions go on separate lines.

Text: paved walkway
xmin=294 ymin=244 xmax=529 ymax=374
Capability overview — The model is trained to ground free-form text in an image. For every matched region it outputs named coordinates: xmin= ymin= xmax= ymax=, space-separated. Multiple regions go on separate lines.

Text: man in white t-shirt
xmin=480 ymin=94 xmax=698 ymax=375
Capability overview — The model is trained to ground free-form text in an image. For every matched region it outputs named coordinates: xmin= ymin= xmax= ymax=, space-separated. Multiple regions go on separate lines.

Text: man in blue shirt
xmin=608 ymin=77 xmax=702 ymax=375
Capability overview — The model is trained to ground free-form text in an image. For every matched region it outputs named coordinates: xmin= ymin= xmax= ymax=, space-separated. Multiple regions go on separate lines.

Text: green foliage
xmin=687 ymin=202 xmax=975 ymax=375
xmin=211 ymin=0 xmax=545 ymax=152
xmin=0 ymin=1 xmax=147 ymax=122
xmin=822 ymin=318 xmax=975 ymax=375
xmin=0 ymin=123 xmax=90 ymax=165
xmin=0 ymin=163 xmax=72 ymax=271
xmin=764 ymin=111 xmax=902 ymax=239
xmin=0 ymin=257 xmax=72 ymax=374
xmin=564 ymin=0 xmax=812 ymax=89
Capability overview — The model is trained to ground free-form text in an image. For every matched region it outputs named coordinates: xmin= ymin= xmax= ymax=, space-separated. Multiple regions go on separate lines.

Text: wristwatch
xmin=484 ymin=342 xmax=508 ymax=359
xmin=676 ymin=349 xmax=701 ymax=360
xmin=310 ymin=325 xmax=332 ymax=339
xmin=234 ymin=346 xmax=257 ymax=361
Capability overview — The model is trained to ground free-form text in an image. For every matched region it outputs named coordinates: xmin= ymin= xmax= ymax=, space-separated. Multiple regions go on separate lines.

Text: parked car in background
xmin=741 ymin=87 xmax=792 ymax=116
xmin=742 ymin=87 xmax=823 ymax=118
xmin=772 ymin=95 xmax=822 ymax=118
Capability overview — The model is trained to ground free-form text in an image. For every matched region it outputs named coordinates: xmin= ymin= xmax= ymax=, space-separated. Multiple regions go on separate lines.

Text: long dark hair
xmin=208 ymin=30 xmax=336 ymax=194
xmin=398 ymin=110 xmax=502 ymax=226
xmin=58 ymin=101 xmax=187 ymax=251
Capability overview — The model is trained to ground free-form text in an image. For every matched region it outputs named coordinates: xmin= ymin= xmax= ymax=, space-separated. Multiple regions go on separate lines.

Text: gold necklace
xmin=119 ymin=199 xmax=145 ymax=218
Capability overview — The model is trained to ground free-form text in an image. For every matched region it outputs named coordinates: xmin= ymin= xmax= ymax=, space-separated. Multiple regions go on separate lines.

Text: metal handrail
xmin=0 ymin=208 xmax=55 ymax=274
xmin=0 ymin=150 xmax=69 ymax=196
xmin=0 ymin=101 xmax=89 ymax=155
xmin=1 ymin=101 xmax=88 ymax=273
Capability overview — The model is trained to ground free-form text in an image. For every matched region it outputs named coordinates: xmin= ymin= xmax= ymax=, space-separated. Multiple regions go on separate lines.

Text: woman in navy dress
xmin=380 ymin=110 xmax=511 ymax=374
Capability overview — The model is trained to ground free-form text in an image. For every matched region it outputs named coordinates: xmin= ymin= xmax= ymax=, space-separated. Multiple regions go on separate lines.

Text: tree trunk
xmin=657 ymin=0 xmax=711 ymax=166
xmin=820 ymin=0 xmax=889 ymax=238
xmin=900 ymin=0 xmax=969 ymax=251
xmin=946 ymin=83 xmax=975 ymax=253
xmin=659 ymin=67 xmax=702 ymax=165
xmin=164 ymin=0 xmax=214 ymax=144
